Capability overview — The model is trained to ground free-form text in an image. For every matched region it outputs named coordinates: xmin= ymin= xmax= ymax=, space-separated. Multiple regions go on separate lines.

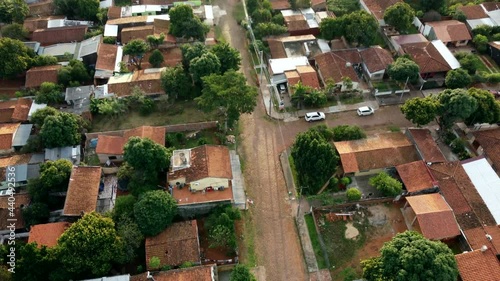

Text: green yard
xmin=305 ymin=214 xmax=328 ymax=269
xmin=372 ymin=81 xmax=403 ymax=92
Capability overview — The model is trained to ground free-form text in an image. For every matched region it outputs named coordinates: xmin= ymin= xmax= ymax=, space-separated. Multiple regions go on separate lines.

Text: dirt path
xmin=215 ymin=0 xmax=308 ymax=280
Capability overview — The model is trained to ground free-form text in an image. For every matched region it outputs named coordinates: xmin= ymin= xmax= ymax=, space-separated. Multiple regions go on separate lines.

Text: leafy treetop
xmin=133 ymin=190 xmax=178 ymax=236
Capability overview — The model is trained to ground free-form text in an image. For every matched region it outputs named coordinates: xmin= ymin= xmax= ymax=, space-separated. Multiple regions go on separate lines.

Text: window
xmin=108 ymin=156 xmax=117 ymax=160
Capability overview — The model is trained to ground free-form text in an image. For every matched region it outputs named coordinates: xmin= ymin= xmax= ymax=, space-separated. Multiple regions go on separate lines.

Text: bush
xmin=450 ymin=138 xmax=466 ymax=154
xmin=103 ymin=36 xmax=116 ymax=44
xmin=328 ymin=177 xmax=339 ymax=192
xmin=332 ymin=125 xmax=366 ymax=141
xmin=161 ymin=265 xmax=172 ymax=271
xmin=149 ymin=256 xmax=160 ymax=270
xmin=346 ymin=188 xmax=362 ymax=201
xmin=139 ymin=98 xmax=155 ymax=115
xmin=148 ymin=49 xmax=164 ymax=68
xmin=340 ymin=176 xmax=351 ymax=186
xmin=197 ymin=137 xmax=208 ymax=145
xmin=486 ymin=73 xmax=500 ymax=83
xmin=369 ymin=172 xmax=402 ymax=197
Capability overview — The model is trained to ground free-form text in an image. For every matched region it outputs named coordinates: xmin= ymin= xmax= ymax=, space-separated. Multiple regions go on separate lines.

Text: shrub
xmin=328 ymin=177 xmax=339 ymax=192
xmin=346 ymin=188 xmax=362 ymax=201
xmin=197 ymin=137 xmax=208 ymax=145
xmin=369 ymin=172 xmax=402 ymax=197
xmin=450 ymin=138 xmax=466 ymax=154
xmin=340 ymin=176 xmax=351 ymax=186
xmin=139 ymin=98 xmax=155 ymax=115
xmin=103 ymin=36 xmax=116 ymax=44
xmin=332 ymin=125 xmax=366 ymax=141
xmin=161 ymin=265 xmax=172 ymax=271
xmin=148 ymin=256 xmax=160 ymax=270
xmin=486 ymin=73 xmax=500 ymax=83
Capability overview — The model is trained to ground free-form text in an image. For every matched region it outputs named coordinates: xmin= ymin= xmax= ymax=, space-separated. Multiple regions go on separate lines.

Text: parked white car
xmin=304 ymin=112 xmax=325 ymax=122
xmin=357 ymin=106 xmax=374 ymax=116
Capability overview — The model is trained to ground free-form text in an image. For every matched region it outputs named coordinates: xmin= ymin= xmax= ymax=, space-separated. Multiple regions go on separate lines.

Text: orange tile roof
xmin=315 ymin=50 xmax=361 ymax=83
xmin=481 ymin=2 xmax=500 ymax=11
xmin=473 ymin=128 xmax=500 ymax=175
xmin=0 ymin=123 xmax=20 ymax=150
xmin=464 ymin=226 xmax=500 ymax=256
xmin=426 ymin=20 xmax=472 ymax=43
xmin=131 ymin=264 xmax=216 ymax=281
xmin=123 ymin=125 xmax=166 ymax=145
xmin=406 ymin=129 xmax=447 ymax=163
xmin=145 ymin=220 xmax=200 ymax=269
xmin=267 ymin=39 xmax=287 ymax=59
xmin=32 ymin=25 xmax=88 ymax=46
xmin=63 ymin=166 xmax=102 ymax=216
xmin=406 ymin=193 xmax=460 ymax=240
xmin=363 ymin=0 xmax=401 ymax=20
xmin=106 ymin=15 xmax=149 ymax=25
xmin=121 ymin=25 xmax=155 ymax=44
xmin=284 ymin=15 xmax=309 ymax=32
xmin=0 ymin=99 xmax=32 ymax=123
xmin=455 ymin=249 xmax=500 ymax=281
xmin=0 ymin=154 xmax=32 ymax=168
xmin=169 ymin=145 xmax=232 ymax=183
xmin=28 ymin=222 xmax=71 ymax=248
xmin=285 ymin=70 xmax=301 ymax=86
xmin=0 ymin=193 xmax=30 ymax=230
xmin=457 ymin=5 xmax=489 ymax=19
xmin=107 ymin=6 xmax=122 ymax=20
xmin=108 ymin=70 xmax=164 ymax=97
xmin=25 ymin=65 xmax=62 ymax=88
xmin=359 ymin=46 xmax=394 ymax=73
xmin=270 ymin=0 xmax=291 ymax=10
xmin=296 ymin=65 xmax=320 ymax=89
xmin=0 ymin=192 xmax=30 ymax=209
xmin=96 ymin=126 xmax=166 ymax=155
xmin=396 ymin=161 xmax=436 ymax=193
xmin=95 ymin=135 xmax=127 ymax=155
xmin=96 ymin=43 xmax=119 ymax=72
xmin=402 ymin=41 xmax=452 ymax=74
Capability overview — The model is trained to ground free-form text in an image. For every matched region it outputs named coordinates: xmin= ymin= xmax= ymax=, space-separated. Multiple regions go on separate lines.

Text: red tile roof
xmin=473 ymin=128 xmax=500 ymax=175
xmin=0 ymin=99 xmax=33 ymax=123
xmin=363 ymin=0 xmax=401 ymax=20
xmin=28 ymin=0 xmax=56 ymax=17
xmin=0 ymin=123 xmax=20 ymax=150
xmin=457 ymin=5 xmax=489 ymax=19
xmin=296 ymin=65 xmax=320 ymax=89
xmin=108 ymin=69 xmax=164 ymax=97
xmin=464 ymin=226 xmax=500 ymax=256
xmin=32 ymin=26 xmax=88 ymax=46
xmin=23 ymin=16 xmax=65 ymax=33
xmin=481 ymin=2 xmax=500 ymax=12
xmin=396 ymin=161 xmax=436 ymax=193
xmin=406 ymin=129 xmax=447 ymax=163
xmin=96 ymin=43 xmax=119 ymax=72
xmin=172 ymin=181 xmax=234 ymax=206
xmin=107 ymin=6 xmax=122 ymax=20
xmin=284 ymin=15 xmax=309 ymax=32
xmin=28 ymin=222 xmax=71 ymax=248
xmin=359 ymin=46 xmax=394 ymax=73
xmin=0 ymin=193 xmax=30 ymax=231
xmin=131 ymin=264 xmax=216 ymax=281
xmin=267 ymin=39 xmax=287 ymax=59
xmin=315 ymin=50 xmax=361 ymax=84
xmin=25 ymin=65 xmax=62 ymax=88
xmin=96 ymin=126 xmax=166 ymax=155
xmin=121 ymin=25 xmax=155 ymax=44
xmin=145 ymin=220 xmax=200 ymax=269
xmin=402 ymin=42 xmax=452 ymax=74
xmin=95 ymin=135 xmax=127 ymax=155
xmin=426 ymin=20 xmax=472 ymax=43
xmin=270 ymin=0 xmax=291 ymax=10
xmin=406 ymin=193 xmax=460 ymax=240
xmin=455 ymin=249 xmax=500 ymax=281
xmin=285 ymin=70 xmax=301 ymax=86
xmin=63 ymin=166 xmax=102 ymax=216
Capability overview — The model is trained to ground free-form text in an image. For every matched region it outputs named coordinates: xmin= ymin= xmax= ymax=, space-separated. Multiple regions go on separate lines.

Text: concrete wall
xmin=177 ymin=200 xmax=232 ymax=218
xmin=97 ymin=153 xmax=124 ymax=164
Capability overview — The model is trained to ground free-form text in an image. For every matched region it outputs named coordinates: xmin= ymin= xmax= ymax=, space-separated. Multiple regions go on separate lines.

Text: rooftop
xmin=0 ymin=154 xmax=32 ymax=168
xmin=296 ymin=65 xmax=320 ymax=89
xmin=0 ymin=123 xmax=20 ymax=150
xmin=28 ymin=222 xmax=71 ymax=248
xmin=426 ymin=20 xmax=472 ymax=43
xmin=96 ymin=126 xmax=166 ymax=155
xmin=362 ymin=0 xmax=401 ymax=20
xmin=402 ymin=40 xmax=457 ymax=74
xmin=0 ymin=193 xmax=30 ymax=230
xmin=391 ymin=33 xmax=428 ymax=47
xmin=269 ymin=56 xmax=310 ymax=75
xmin=270 ymin=0 xmax=291 ymax=10
xmin=359 ymin=46 xmax=394 ymax=73
xmin=457 ymin=5 xmax=489 ymax=19
xmin=314 ymin=49 xmax=361 ymax=83
xmin=25 ymin=65 xmax=62 ymax=88
xmin=107 ymin=68 xmax=165 ymax=97
xmin=472 ymin=128 xmax=500 ymax=175
xmin=63 ymin=166 xmax=102 ymax=216
xmin=32 ymin=25 xmax=88 ymax=46
xmin=0 ymin=99 xmax=33 ymax=123
xmin=171 ymin=181 xmax=234 ymax=206
xmin=455 ymin=249 xmax=500 ymax=281
xmin=396 ymin=161 xmax=437 ymax=193
xmin=145 ymin=220 xmax=200 ymax=269
xmin=406 ymin=193 xmax=460 ymax=240
xmin=121 ymin=25 xmax=155 ymax=44
xmin=463 ymin=226 xmax=500 ymax=256
xmin=406 ymin=128 xmax=447 ymax=163
xmin=131 ymin=264 xmax=216 ymax=281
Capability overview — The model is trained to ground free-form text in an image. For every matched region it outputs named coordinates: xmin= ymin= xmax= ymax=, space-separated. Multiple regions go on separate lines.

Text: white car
xmin=304 ymin=112 xmax=325 ymax=122
xmin=357 ymin=106 xmax=374 ymax=116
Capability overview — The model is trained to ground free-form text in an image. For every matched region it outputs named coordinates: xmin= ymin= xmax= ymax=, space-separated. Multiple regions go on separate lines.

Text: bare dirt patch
xmin=345 ymin=223 xmax=359 ymax=239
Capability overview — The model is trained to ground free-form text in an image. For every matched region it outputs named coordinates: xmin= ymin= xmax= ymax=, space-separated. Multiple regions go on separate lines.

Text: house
xmin=395 ymin=161 xmax=438 ymax=194
xmin=390 ymin=34 xmax=428 ymax=56
xmin=267 ymin=35 xmax=331 ymax=60
xmin=121 ymin=25 xmax=155 ymax=44
xmin=31 ymin=26 xmax=88 ymax=46
xmin=472 ymin=128 xmax=500 ymax=175
xmin=269 ymin=0 xmax=290 ymax=10
xmin=104 ymin=14 xmax=170 ymax=41
xmin=145 ymin=220 xmax=201 ymax=269
xmin=284 ymin=65 xmax=321 ymax=90
xmin=28 ymin=222 xmax=71 ymax=247
xmin=0 ymin=193 xmax=30 ymax=234
xmin=63 ymin=166 xmax=102 ymax=217
xmin=463 ymin=225 xmax=500 ymax=256
xmin=461 ymin=157 xmax=500 ymax=225
xmin=405 ymin=128 xmax=447 ymax=163
xmin=314 ymin=49 xmax=362 ymax=87
xmin=360 ymin=0 xmax=401 ymax=25
xmin=359 ymin=46 xmax=394 ymax=81
xmin=422 ymin=20 xmax=472 ymax=47
xmin=23 ymin=15 xmax=66 ymax=33
xmin=12 ymin=124 xmax=33 ymax=152
xmin=333 ymin=132 xmax=420 ymax=175
xmin=45 ymin=146 xmax=81 ymax=164
xmin=107 ymin=68 xmax=165 ymax=98
xmin=0 ymin=154 xmax=41 ymax=190
xmin=311 ymin=0 xmax=327 ymax=12
xmin=28 ymin=102 xmax=47 ymax=121
xmin=403 ymin=193 xmax=460 ymax=240
xmin=281 ymin=9 xmax=320 ymax=36
xmin=0 ymin=123 xmax=21 ymax=155
xmin=0 ymin=99 xmax=33 ymax=123
xmin=25 ymin=65 xmax=62 ymax=89
xmin=458 ymin=3 xmax=500 ymax=30
xmin=95 ymin=126 xmax=166 ymax=164
xmin=488 ymin=41 xmax=500 ymax=67
xmin=401 ymin=40 xmax=460 ymax=80
xmin=131 ymin=264 xmax=218 ymax=281
xmin=455 ymin=248 xmax=500 ymax=281
xmin=95 ymin=43 xmax=124 ymax=83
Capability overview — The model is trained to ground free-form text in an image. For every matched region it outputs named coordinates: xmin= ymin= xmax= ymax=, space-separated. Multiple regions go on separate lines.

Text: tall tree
xmin=189 ymin=52 xmax=221 ymax=84
xmin=445 ymin=68 xmax=471 ymax=89
xmin=39 ymin=159 xmax=73 ymax=191
xmin=123 ymin=39 xmax=149 ymax=70
xmin=134 ymin=190 xmax=178 ymax=236
xmin=326 ymin=0 xmax=360 ymax=17
xmin=169 ymin=4 xmax=209 ymax=41
xmin=254 ymin=22 xmax=288 ymax=39
xmin=161 ymin=65 xmax=194 ymax=100
xmin=148 ymin=49 xmax=164 ymax=68
xmin=0 ymin=0 xmax=29 ymax=24
xmin=30 ymin=106 xmax=60 ymax=128
xmin=332 ymin=11 xmax=378 ymax=46
xmin=196 ymin=71 xmax=258 ymax=128
xmin=54 ymin=0 xmax=99 ymax=21
xmin=22 ymin=202 xmax=50 ymax=228
xmin=0 ymin=23 xmax=29 ymax=40
xmin=39 ymin=112 xmax=83 ymax=148
xmin=35 ymin=82 xmax=63 ymax=104
xmin=436 ymin=88 xmax=478 ymax=130
xmin=57 ymin=59 xmax=91 ymax=87
xmin=115 ymin=217 xmax=144 ymax=264
xmin=0 ymin=38 xmax=31 ymax=78
xmin=32 ymin=55 xmax=59 ymax=67
xmin=291 ymin=129 xmax=339 ymax=195
xmin=180 ymin=42 xmax=207 ymax=70
xmin=14 ymin=243 xmax=60 ymax=281
xmin=420 ymin=0 xmax=446 ymax=12
xmin=454 ymin=52 xmax=481 ymax=75
xmin=401 ymin=96 xmax=439 ymax=127
xmin=362 ymin=231 xmax=458 ymax=281
xmin=57 ymin=212 xmax=124 ymax=278
xmin=384 ymin=2 xmax=415 ymax=33
xmin=123 ymin=137 xmax=171 ymax=180
xmin=320 ymin=17 xmax=343 ymax=40
xmin=210 ymin=43 xmax=241 ymax=73
xmin=387 ymin=57 xmax=420 ymax=83
xmin=465 ymin=88 xmax=500 ymax=125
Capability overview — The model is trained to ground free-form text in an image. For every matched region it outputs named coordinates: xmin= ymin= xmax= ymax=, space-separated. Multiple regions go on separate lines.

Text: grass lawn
xmin=340 ymin=95 xmax=364 ymax=105
xmin=214 ymin=25 xmax=225 ymax=42
xmin=473 ymin=55 xmax=491 ymax=73
xmin=166 ymin=129 xmax=220 ymax=149
xmin=321 ymin=219 xmax=368 ymax=268
xmin=91 ymin=101 xmax=218 ymax=132
xmin=305 ymin=214 xmax=328 ymax=269
xmin=288 ymin=155 xmax=299 ymax=191
xmin=482 ymin=55 xmax=500 ymax=72
xmin=372 ymin=81 xmax=403 ymax=92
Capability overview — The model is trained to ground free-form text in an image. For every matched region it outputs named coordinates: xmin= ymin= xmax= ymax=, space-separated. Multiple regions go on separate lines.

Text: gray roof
xmin=29 ymin=153 xmax=45 ymax=164
xmin=65 ymin=85 xmax=94 ymax=101
xmin=45 ymin=146 xmax=81 ymax=164
xmin=76 ymin=35 xmax=102 ymax=58
xmin=80 ymin=275 xmax=130 ymax=281
xmin=27 ymin=163 xmax=41 ymax=180
xmin=12 ymin=124 xmax=33 ymax=147
xmin=23 ymin=41 xmax=41 ymax=53
xmin=8 ymin=164 xmax=28 ymax=182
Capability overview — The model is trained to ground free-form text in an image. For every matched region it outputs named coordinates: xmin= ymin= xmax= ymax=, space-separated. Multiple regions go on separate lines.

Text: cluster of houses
xmin=331 ymin=125 xmax=500 ymax=280
xmin=264 ymin=0 xmax=500 ymax=103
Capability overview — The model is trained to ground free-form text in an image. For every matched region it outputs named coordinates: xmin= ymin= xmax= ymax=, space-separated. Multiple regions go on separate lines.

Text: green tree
xmin=54 ymin=0 xmax=99 ymax=21
xmin=206 ymin=206 xmax=241 ymax=252
xmin=35 ymin=82 xmax=63 ymax=104
xmin=31 ymin=106 xmax=59 ymax=128
xmin=246 ymin=0 xmax=258 ymax=13
xmin=123 ymin=39 xmax=149 ymax=70
xmin=123 ymin=137 xmax=171 ymax=181
xmin=57 ymin=59 xmax=91 ymax=87
xmin=210 ymin=42 xmax=241 ymax=73
xmin=148 ymin=49 xmax=164 ymax=68
xmin=146 ymin=33 xmax=165 ymax=48
xmin=420 ymin=0 xmax=446 ymax=12
xmin=436 ymin=88 xmax=478 ymax=130
xmin=0 ymin=0 xmax=29 ymax=23
xmin=112 ymin=194 xmax=136 ymax=222
xmin=322 ymin=11 xmax=378 ymax=46
xmin=332 ymin=125 xmax=366 ymax=141
xmin=14 ymin=243 xmax=60 ymax=281
xmin=346 ymin=187 xmax=361 ymax=201
xmin=251 ymin=8 xmax=272 ymax=24
xmin=169 ymin=4 xmax=209 ymax=41
xmin=454 ymin=52 xmax=481 ymax=75
xmin=0 ymin=23 xmax=28 ymax=40
xmin=272 ymin=13 xmax=285 ymax=25
xmin=115 ymin=217 xmax=144 ymax=264
xmin=134 ymin=190 xmax=177 ymax=236
xmin=57 ymin=212 xmax=124 ymax=278
xmin=180 ymin=42 xmax=207 ymax=70
xmin=465 ymin=88 xmax=500 ymax=125
xmin=445 ymin=68 xmax=471 ymax=89
xmin=473 ymin=34 xmax=489 ymax=53
xmin=362 ymin=231 xmax=458 ymax=281
xmin=196 ymin=71 xmax=258 ymax=128
xmin=189 ymin=52 xmax=221 ymax=84
xmin=40 ymin=112 xmax=83 ymax=148
xmin=254 ymin=22 xmax=288 ymax=39
xmin=291 ymin=129 xmax=339 ymax=195
xmin=388 ymin=57 xmax=420 ymax=83
xmin=39 ymin=159 xmax=73 ymax=191
xmin=384 ymin=3 xmax=415 ymax=33
xmin=0 ymin=38 xmax=31 ymax=78
xmin=472 ymin=24 xmax=493 ymax=37
xmin=327 ymin=0 xmax=360 ymax=16
xmin=400 ymin=96 xmax=439 ymax=127
xmin=22 ymin=202 xmax=50 ymax=228
xmin=230 ymin=264 xmax=257 ymax=281
xmin=161 ymin=65 xmax=194 ymax=100
xmin=32 ymin=55 xmax=59 ymax=67
xmin=369 ymin=172 xmax=402 ymax=197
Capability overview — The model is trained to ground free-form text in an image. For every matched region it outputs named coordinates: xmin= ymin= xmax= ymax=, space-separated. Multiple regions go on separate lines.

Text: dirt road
xmin=215 ymin=0 xmax=308 ymax=280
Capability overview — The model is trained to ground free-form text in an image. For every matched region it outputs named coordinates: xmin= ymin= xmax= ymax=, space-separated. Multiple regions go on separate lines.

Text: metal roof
xmin=80 ymin=274 xmax=131 ymax=281
xmin=65 ymin=85 xmax=94 ymax=101
xmin=8 ymin=164 xmax=28 ymax=182
xmin=431 ymin=40 xmax=461 ymax=70
xmin=269 ymin=56 xmax=309 ymax=74
xmin=104 ymin=25 xmax=118 ymax=37
xmin=45 ymin=146 xmax=81 ymax=163
xmin=12 ymin=124 xmax=33 ymax=147
xmin=28 ymin=103 xmax=47 ymax=120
